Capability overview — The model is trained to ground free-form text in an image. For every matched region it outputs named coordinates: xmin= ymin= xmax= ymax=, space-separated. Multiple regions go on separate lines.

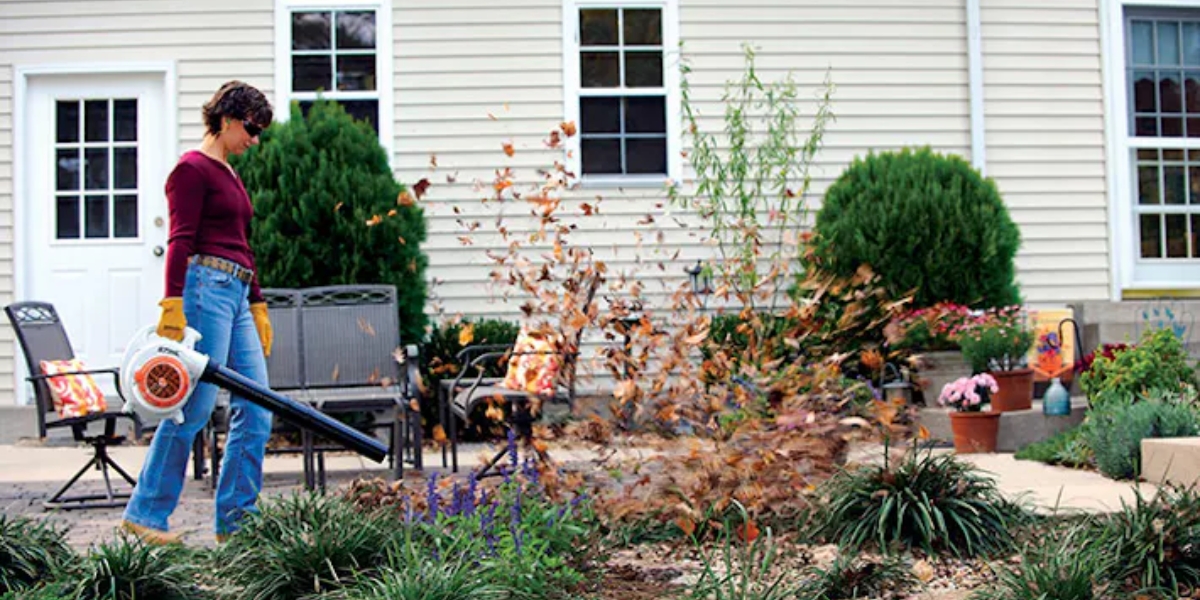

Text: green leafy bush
xmin=233 ymin=99 xmax=429 ymax=344
xmin=72 ymin=534 xmax=206 ymax=600
xmin=1079 ymin=328 xmax=1197 ymax=406
xmin=1083 ymin=392 xmax=1200 ymax=480
xmin=211 ymin=492 xmax=396 ymax=599
xmin=974 ymin=521 xmax=1117 ymax=600
xmin=1014 ymin=425 xmax=1091 ymax=468
xmin=0 ymin=515 xmax=73 ymax=594
xmin=813 ymin=446 xmax=1026 ymax=557
xmin=808 ymin=146 xmax=1022 ymax=309
xmin=1092 ymin=485 xmax=1200 ymax=595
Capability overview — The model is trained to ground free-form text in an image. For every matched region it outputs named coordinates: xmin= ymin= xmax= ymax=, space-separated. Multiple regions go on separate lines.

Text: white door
xmin=23 ymin=73 xmax=169 ymax=394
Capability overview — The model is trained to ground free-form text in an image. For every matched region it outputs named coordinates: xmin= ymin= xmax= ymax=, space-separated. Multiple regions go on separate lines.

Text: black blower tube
xmin=199 ymin=362 xmax=388 ymax=463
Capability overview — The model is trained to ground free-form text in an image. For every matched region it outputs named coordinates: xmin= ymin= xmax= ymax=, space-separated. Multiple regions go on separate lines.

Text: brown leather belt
xmin=189 ymin=254 xmax=254 ymax=284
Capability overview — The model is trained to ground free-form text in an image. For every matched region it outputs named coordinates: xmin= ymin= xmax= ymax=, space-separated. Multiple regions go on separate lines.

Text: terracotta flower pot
xmin=949 ymin=411 xmax=1000 ymax=453
xmin=989 ymin=368 xmax=1034 ymax=412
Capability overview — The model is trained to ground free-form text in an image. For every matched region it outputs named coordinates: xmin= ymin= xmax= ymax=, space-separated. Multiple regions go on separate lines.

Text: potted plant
xmin=885 ymin=302 xmax=981 ymax=403
xmin=957 ymin=306 xmax=1036 ymax=412
xmin=939 ymin=373 xmax=1001 ymax=453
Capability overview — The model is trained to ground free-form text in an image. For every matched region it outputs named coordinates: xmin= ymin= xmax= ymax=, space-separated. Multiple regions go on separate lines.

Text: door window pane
xmin=56 ymin=101 xmax=79 ymax=144
xmin=582 ymin=138 xmax=621 ymax=173
xmin=84 ymin=148 xmax=108 ymax=190
xmin=582 ymin=97 xmax=621 ymax=133
xmin=113 ymin=100 xmax=137 ymax=141
xmin=56 ymin=197 xmax=80 ymax=239
xmin=85 ymin=195 xmax=109 ymax=238
xmin=114 ymin=148 xmax=137 ymax=190
xmin=1160 ymin=21 xmax=1181 ymax=66
xmin=1139 ymin=164 xmax=1160 ymax=204
xmin=1132 ymin=20 xmax=1154 ymax=65
xmin=582 ymin=52 xmax=620 ymax=87
xmin=56 ymin=149 xmax=80 ymax=191
xmin=114 ymin=194 xmax=138 ymax=238
xmin=626 ymin=138 xmax=666 ymax=174
xmin=84 ymin=100 xmax=108 ymax=142
xmin=625 ymin=97 xmax=665 ymax=133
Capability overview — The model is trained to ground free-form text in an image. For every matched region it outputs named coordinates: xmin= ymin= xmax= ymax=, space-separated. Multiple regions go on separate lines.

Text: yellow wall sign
xmin=1027 ymin=308 xmax=1076 ymax=382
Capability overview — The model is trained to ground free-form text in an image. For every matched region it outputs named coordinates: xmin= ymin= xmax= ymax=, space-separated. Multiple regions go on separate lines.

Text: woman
xmin=121 ymin=80 xmax=275 ymax=545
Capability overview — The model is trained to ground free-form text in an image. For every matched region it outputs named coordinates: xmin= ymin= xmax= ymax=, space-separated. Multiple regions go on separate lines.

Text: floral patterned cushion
xmin=501 ymin=326 xmax=562 ymax=397
xmin=39 ymin=359 xmax=107 ymax=418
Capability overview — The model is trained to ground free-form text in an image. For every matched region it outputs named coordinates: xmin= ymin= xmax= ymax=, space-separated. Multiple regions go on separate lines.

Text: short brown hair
xmin=201 ymin=80 xmax=273 ymax=136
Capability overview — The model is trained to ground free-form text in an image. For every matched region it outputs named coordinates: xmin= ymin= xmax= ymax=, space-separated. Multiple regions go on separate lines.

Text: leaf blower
xmin=117 ymin=325 xmax=388 ymax=463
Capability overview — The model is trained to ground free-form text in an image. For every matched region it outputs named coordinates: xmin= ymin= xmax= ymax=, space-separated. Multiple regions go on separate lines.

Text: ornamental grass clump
xmin=0 ymin=515 xmax=73 ymax=594
xmin=211 ymin=492 xmax=396 ymax=600
xmin=797 ymin=553 xmax=916 ymax=600
xmin=1091 ymin=485 xmax=1200 ymax=596
xmin=72 ymin=534 xmax=206 ymax=600
xmin=813 ymin=445 xmax=1026 ymax=557
xmin=974 ymin=520 xmax=1117 ymax=600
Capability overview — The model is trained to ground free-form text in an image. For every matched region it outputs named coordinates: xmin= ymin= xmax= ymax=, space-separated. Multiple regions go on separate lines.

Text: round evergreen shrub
xmin=808 ymin=146 xmax=1022 ymax=309
xmin=232 ymin=99 xmax=429 ymax=344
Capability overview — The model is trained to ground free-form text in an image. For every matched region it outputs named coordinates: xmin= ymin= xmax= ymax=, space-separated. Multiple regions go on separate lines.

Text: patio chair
xmin=4 ymin=301 xmax=141 ymax=510
xmin=439 ymin=272 xmax=601 ymax=477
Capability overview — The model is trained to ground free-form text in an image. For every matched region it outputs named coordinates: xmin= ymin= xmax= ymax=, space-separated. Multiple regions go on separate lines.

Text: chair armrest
xmin=29 ymin=367 xmax=128 ymax=405
xmin=453 ymin=343 xmax=513 ymax=364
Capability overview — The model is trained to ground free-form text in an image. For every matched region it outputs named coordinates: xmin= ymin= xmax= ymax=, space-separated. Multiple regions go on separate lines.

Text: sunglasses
xmin=242 ymin=120 xmax=264 ymax=137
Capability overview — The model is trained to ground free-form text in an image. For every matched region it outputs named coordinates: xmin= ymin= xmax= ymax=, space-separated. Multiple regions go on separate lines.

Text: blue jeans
xmin=123 ymin=263 xmax=273 ymax=535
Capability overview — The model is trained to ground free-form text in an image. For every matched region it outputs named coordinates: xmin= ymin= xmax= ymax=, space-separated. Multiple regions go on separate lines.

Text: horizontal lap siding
xmin=981 ymin=0 xmax=1110 ymax=306
xmin=0 ymin=0 xmax=274 ymax=404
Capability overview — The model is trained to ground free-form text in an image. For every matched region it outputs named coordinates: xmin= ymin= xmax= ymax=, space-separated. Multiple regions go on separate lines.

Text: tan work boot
xmin=120 ymin=520 xmax=182 ymax=545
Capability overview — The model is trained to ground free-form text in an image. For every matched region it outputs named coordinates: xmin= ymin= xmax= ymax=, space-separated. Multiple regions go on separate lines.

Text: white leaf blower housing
xmin=119 ymin=325 xmax=209 ymax=424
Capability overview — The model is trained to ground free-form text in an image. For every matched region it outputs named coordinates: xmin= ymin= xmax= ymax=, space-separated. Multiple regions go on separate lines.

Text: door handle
xmin=153 ymin=246 xmax=164 ymax=257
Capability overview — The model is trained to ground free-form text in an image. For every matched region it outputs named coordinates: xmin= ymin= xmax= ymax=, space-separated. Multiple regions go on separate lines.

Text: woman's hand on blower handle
xmin=155 ymin=297 xmax=273 ymax=358
xmin=156 ymin=297 xmax=187 ymax=342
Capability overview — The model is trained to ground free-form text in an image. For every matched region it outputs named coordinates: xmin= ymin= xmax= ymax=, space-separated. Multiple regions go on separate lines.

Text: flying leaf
xmin=561 ymin=121 xmax=577 ymax=137
xmin=429 ymin=154 xmax=438 ymax=168
xmin=459 ymin=323 xmax=475 ymax=346
xmin=397 ymin=190 xmax=415 ymax=207
xmin=413 ymin=178 xmax=432 ymax=199
xmin=502 ymin=141 xmax=515 ymax=157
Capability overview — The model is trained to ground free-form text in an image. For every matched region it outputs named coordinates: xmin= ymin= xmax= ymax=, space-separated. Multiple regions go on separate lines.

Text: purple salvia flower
xmin=507 ymin=429 xmax=519 ymax=468
xmin=464 ymin=472 xmax=479 ymax=517
xmin=447 ymin=482 xmax=462 ymax=517
xmin=426 ymin=472 xmax=441 ymax=523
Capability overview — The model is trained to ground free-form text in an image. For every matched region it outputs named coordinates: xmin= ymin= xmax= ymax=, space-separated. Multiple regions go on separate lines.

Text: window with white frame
xmin=1126 ymin=11 xmax=1200 ymax=261
xmin=286 ymin=8 xmax=380 ymax=131
xmin=569 ymin=4 xmax=674 ymax=178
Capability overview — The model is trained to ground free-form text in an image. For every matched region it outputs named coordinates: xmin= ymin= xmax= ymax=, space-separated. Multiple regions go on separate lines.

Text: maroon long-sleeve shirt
xmin=163 ymin=150 xmax=263 ymax=304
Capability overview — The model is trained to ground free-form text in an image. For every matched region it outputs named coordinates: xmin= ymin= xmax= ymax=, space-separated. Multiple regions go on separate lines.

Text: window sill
xmin=578 ymin=174 xmax=673 ymax=190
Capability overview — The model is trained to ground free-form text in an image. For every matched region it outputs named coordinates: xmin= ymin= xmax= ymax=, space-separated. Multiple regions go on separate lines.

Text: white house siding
xmin=0 ymin=0 xmax=1112 ymax=403
xmin=981 ymin=0 xmax=1110 ymax=305
xmin=401 ymin=0 xmax=976 ymax=314
xmin=0 ymin=0 xmax=276 ymax=405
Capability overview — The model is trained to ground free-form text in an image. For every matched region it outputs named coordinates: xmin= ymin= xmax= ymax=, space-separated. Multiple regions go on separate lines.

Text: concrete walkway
xmin=0 ymin=440 xmax=1160 ymax=549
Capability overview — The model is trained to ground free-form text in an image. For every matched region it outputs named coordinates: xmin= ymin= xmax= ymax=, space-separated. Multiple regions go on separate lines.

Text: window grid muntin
xmin=578 ymin=6 xmax=667 ymax=175
xmin=53 ymin=98 xmax=139 ymax=241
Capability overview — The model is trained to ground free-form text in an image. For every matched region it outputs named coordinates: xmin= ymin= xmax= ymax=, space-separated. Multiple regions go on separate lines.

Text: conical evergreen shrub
xmin=807 ymin=146 xmax=1022 ymax=309
xmin=232 ymin=99 xmax=428 ymax=343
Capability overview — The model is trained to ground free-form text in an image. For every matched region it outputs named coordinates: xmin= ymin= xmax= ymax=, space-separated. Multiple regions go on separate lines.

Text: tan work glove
xmin=250 ymin=302 xmax=273 ymax=357
xmin=157 ymin=297 xmax=186 ymax=341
